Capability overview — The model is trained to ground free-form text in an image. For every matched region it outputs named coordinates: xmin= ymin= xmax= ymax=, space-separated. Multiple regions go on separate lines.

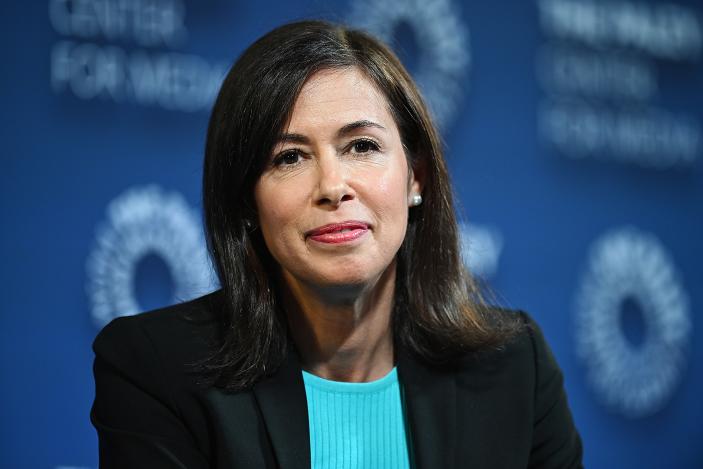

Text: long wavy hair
xmin=201 ymin=20 xmax=520 ymax=391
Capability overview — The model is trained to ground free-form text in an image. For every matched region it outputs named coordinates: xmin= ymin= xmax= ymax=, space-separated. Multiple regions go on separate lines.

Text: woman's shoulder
xmin=452 ymin=307 xmax=564 ymax=385
xmin=92 ymin=289 xmax=225 ymax=384
xmin=91 ymin=291 xmax=229 ymax=466
xmin=482 ymin=306 xmax=553 ymax=353
xmin=466 ymin=307 xmax=583 ymax=466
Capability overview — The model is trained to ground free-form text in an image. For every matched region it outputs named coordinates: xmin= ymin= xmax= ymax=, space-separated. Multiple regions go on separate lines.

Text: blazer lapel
xmin=398 ymin=351 xmax=457 ymax=469
xmin=252 ymin=347 xmax=311 ymax=469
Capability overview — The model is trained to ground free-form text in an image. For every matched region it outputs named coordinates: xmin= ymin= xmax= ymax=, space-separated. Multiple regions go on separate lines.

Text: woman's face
xmin=254 ymin=67 xmax=421 ymax=291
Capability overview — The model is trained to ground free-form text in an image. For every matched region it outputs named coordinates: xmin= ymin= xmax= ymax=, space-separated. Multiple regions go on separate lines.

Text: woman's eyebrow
xmin=276 ymin=133 xmax=309 ymax=145
xmin=276 ymin=120 xmax=386 ymax=145
xmin=337 ymin=120 xmax=386 ymax=137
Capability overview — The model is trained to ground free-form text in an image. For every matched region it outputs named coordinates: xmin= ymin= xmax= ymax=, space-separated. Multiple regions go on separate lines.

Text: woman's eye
xmin=352 ymin=140 xmax=378 ymax=153
xmin=274 ymin=150 xmax=301 ymax=166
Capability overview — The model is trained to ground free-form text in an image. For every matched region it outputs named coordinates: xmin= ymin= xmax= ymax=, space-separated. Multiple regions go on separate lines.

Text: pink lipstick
xmin=306 ymin=221 xmax=369 ymax=244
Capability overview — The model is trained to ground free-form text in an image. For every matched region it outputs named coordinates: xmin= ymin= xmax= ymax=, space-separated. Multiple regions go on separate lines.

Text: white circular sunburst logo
xmin=86 ymin=185 xmax=214 ymax=327
xmin=349 ymin=0 xmax=471 ymax=129
xmin=574 ymin=227 xmax=691 ymax=417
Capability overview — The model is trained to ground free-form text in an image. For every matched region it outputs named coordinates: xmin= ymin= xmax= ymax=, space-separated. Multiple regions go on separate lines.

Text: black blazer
xmin=91 ymin=290 xmax=583 ymax=468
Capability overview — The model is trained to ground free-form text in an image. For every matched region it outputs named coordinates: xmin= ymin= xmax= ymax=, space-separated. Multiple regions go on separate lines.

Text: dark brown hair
xmin=202 ymin=20 xmax=520 ymax=390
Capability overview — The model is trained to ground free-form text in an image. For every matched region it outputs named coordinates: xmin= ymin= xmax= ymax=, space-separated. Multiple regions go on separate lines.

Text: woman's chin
xmin=311 ymin=271 xmax=377 ymax=290
xmin=301 ymin=261 xmax=396 ymax=295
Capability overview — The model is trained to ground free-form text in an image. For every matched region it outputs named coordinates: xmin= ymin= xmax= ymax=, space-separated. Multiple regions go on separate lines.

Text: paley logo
xmin=349 ymin=0 xmax=471 ymax=129
xmin=574 ymin=226 xmax=691 ymax=417
xmin=86 ymin=185 xmax=214 ymax=327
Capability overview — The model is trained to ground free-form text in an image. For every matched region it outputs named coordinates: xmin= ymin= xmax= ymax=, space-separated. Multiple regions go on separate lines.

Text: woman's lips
xmin=306 ymin=221 xmax=370 ymax=244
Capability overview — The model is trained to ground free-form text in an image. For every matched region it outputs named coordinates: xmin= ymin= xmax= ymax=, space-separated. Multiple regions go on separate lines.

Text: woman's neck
xmin=281 ymin=264 xmax=396 ymax=383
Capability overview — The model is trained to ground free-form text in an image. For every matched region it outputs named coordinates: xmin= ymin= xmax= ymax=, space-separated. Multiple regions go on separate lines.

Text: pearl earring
xmin=410 ymin=194 xmax=423 ymax=207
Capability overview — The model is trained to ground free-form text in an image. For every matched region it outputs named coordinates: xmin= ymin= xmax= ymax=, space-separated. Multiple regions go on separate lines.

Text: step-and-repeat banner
xmin=2 ymin=1 xmax=702 ymax=467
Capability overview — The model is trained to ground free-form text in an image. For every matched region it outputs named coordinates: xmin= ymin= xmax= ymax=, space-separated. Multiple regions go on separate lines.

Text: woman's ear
xmin=407 ymin=158 xmax=426 ymax=205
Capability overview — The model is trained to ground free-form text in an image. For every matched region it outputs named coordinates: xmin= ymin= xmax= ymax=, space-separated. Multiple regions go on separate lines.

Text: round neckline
xmin=302 ymin=367 xmax=398 ymax=393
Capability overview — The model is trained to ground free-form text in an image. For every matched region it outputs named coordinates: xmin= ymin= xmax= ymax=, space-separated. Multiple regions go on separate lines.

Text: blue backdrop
xmin=2 ymin=0 xmax=702 ymax=467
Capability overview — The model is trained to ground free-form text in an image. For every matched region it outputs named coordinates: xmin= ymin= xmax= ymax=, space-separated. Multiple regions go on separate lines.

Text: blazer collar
xmin=248 ymin=346 xmax=458 ymax=469
xmin=252 ymin=346 xmax=311 ymax=469
xmin=397 ymin=349 xmax=457 ymax=469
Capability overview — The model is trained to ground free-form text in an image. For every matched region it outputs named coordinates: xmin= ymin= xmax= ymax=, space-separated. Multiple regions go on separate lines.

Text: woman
xmin=91 ymin=20 xmax=583 ymax=468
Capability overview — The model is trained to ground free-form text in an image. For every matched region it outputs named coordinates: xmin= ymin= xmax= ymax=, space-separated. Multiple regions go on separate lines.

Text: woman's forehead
xmin=286 ymin=67 xmax=396 ymax=134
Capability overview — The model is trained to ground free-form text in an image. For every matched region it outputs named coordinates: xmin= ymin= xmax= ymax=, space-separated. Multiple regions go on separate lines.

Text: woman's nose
xmin=313 ymin=153 xmax=355 ymax=208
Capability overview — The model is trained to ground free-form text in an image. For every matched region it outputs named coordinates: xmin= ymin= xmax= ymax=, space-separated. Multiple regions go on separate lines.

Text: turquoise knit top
xmin=302 ymin=367 xmax=411 ymax=469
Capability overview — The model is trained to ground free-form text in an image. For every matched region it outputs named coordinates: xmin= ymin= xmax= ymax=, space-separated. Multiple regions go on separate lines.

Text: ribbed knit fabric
xmin=302 ymin=367 xmax=411 ymax=469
